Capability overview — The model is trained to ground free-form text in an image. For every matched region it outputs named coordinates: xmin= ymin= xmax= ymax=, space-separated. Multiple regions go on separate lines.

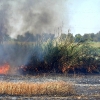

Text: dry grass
xmin=0 ymin=81 xmax=75 ymax=96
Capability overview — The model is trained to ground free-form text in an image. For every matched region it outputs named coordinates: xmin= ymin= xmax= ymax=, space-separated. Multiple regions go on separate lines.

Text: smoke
xmin=0 ymin=0 xmax=68 ymax=75
xmin=0 ymin=0 xmax=66 ymax=38
xmin=0 ymin=1 xmax=11 ymax=38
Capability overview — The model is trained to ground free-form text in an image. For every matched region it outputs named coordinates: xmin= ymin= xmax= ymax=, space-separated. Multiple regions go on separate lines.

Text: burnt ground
xmin=0 ymin=74 xmax=100 ymax=100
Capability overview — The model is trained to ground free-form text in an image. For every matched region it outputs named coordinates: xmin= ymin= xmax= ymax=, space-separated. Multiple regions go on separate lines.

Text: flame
xmin=0 ymin=63 xmax=10 ymax=74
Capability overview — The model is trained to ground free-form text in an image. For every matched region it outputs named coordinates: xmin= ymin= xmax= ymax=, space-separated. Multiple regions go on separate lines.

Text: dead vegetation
xmin=0 ymin=81 xmax=75 ymax=96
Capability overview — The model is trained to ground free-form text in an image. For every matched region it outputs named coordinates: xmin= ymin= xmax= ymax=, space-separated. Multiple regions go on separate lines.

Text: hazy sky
xmin=64 ymin=0 xmax=100 ymax=35
xmin=0 ymin=0 xmax=100 ymax=38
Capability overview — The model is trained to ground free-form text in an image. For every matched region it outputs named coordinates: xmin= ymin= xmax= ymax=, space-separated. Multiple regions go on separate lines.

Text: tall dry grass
xmin=0 ymin=81 xmax=75 ymax=96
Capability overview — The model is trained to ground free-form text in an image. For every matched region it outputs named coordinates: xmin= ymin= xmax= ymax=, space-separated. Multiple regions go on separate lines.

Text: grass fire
xmin=0 ymin=32 xmax=100 ymax=99
xmin=0 ymin=0 xmax=100 ymax=99
xmin=0 ymin=63 xmax=10 ymax=75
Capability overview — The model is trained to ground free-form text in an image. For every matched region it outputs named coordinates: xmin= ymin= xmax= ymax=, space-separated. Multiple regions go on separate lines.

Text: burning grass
xmin=0 ymin=63 xmax=10 ymax=75
xmin=0 ymin=81 xmax=75 ymax=96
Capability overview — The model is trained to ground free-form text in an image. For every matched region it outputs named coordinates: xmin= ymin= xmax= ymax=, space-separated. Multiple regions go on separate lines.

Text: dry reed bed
xmin=0 ymin=81 xmax=75 ymax=96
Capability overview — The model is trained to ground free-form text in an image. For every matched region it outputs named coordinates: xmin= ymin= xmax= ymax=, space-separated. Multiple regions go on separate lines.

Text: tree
xmin=24 ymin=32 xmax=34 ymax=42
xmin=60 ymin=33 xmax=67 ymax=40
xmin=75 ymin=34 xmax=82 ymax=42
xmin=17 ymin=35 xmax=24 ymax=42
xmin=67 ymin=33 xmax=74 ymax=43
xmin=82 ymin=34 xmax=92 ymax=41
xmin=96 ymin=32 xmax=100 ymax=41
xmin=4 ymin=33 xmax=10 ymax=41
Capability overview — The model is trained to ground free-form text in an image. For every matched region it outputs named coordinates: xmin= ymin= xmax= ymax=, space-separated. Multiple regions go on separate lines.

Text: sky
xmin=64 ymin=0 xmax=100 ymax=35
xmin=0 ymin=0 xmax=100 ymax=38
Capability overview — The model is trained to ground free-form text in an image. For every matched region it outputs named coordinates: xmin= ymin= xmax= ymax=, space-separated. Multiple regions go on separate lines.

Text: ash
xmin=0 ymin=74 xmax=100 ymax=100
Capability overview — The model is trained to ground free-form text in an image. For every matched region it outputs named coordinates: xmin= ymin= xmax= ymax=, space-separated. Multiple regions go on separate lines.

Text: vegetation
xmin=21 ymin=37 xmax=100 ymax=75
xmin=0 ymin=32 xmax=100 ymax=75
xmin=0 ymin=81 xmax=74 ymax=96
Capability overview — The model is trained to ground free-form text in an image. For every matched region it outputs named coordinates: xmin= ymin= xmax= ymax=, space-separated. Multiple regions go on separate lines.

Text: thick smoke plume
xmin=0 ymin=0 xmax=67 ymax=74
xmin=0 ymin=0 xmax=65 ymax=38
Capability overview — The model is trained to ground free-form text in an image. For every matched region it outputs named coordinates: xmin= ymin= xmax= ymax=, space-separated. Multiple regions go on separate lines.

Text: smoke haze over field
xmin=0 ymin=0 xmax=100 ymax=75
xmin=0 ymin=0 xmax=67 ymax=38
xmin=0 ymin=0 xmax=69 ymax=75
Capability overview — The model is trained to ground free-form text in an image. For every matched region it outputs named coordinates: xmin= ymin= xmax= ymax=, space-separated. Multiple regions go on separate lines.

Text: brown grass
xmin=0 ymin=81 xmax=75 ymax=96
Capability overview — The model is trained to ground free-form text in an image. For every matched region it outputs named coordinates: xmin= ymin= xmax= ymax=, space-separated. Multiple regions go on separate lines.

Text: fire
xmin=0 ymin=63 xmax=10 ymax=74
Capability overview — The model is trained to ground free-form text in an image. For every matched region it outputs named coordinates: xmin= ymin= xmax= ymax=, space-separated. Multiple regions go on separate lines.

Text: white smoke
xmin=0 ymin=0 xmax=67 ymax=38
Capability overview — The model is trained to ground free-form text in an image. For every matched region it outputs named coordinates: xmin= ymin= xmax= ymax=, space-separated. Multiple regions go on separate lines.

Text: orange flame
xmin=0 ymin=63 xmax=10 ymax=74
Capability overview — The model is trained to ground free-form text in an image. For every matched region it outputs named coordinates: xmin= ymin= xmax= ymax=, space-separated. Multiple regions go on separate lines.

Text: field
xmin=0 ymin=41 xmax=100 ymax=99
xmin=0 ymin=74 xmax=100 ymax=100
xmin=0 ymin=0 xmax=100 ymax=99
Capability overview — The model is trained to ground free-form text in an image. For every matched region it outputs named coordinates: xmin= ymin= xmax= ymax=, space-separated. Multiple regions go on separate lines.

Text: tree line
xmin=1 ymin=31 xmax=100 ymax=43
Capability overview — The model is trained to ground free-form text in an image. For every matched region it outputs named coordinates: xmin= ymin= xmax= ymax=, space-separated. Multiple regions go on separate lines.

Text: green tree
xmin=82 ymin=34 xmax=92 ymax=41
xmin=75 ymin=34 xmax=82 ymax=42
